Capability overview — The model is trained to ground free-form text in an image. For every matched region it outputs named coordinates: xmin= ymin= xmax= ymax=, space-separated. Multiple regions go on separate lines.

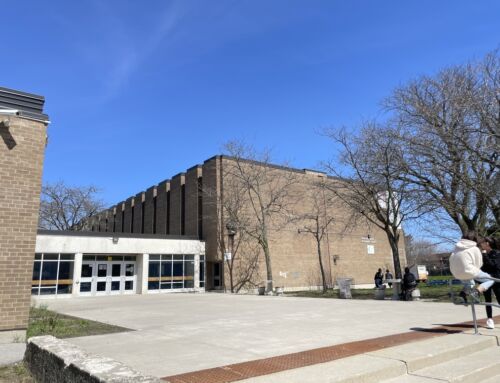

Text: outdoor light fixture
xmin=112 ymin=237 xmax=119 ymax=244
xmin=0 ymin=119 xmax=10 ymax=129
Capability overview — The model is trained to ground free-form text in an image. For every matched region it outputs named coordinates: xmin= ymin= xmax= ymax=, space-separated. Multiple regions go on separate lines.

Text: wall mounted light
xmin=112 ymin=237 xmax=119 ymax=244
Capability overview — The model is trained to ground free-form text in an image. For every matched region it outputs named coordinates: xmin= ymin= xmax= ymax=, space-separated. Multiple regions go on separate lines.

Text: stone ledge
xmin=24 ymin=335 xmax=164 ymax=383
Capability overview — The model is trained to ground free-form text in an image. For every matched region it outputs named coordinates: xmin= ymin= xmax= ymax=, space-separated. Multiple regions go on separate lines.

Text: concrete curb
xmin=24 ymin=336 xmax=163 ymax=383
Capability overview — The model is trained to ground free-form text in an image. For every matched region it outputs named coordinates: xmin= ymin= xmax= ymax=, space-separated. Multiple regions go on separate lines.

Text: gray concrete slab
xmin=34 ymin=293 xmax=487 ymax=378
xmin=0 ymin=343 xmax=26 ymax=367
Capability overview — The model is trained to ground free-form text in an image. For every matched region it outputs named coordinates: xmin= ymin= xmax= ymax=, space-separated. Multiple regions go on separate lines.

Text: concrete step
xmin=239 ymin=333 xmax=500 ymax=383
xmin=237 ymin=353 xmax=407 ymax=383
xmin=408 ymin=346 xmax=500 ymax=383
xmin=367 ymin=333 xmax=497 ymax=372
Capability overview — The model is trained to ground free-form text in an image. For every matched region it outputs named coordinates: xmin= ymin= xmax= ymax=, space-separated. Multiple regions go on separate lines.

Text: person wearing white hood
xmin=450 ymin=231 xmax=494 ymax=297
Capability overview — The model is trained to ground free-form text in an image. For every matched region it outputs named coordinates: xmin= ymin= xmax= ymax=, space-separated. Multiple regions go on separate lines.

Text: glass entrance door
xmin=79 ymin=257 xmax=136 ymax=296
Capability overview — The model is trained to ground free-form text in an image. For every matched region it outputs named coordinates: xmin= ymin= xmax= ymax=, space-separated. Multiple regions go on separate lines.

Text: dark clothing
xmin=374 ymin=271 xmax=384 ymax=288
xmin=481 ymin=250 xmax=500 ymax=279
xmin=483 ymin=284 xmax=500 ymax=318
xmin=402 ymin=271 xmax=417 ymax=301
xmin=482 ymin=250 xmax=500 ymax=318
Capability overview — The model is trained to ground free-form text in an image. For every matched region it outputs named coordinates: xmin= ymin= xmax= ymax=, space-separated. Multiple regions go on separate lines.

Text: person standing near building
xmin=478 ymin=237 xmax=500 ymax=329
xmin=374 ymin=268 xmax=384 ymax=288
xmin=385 ymin=269 xmax=393 ymax=288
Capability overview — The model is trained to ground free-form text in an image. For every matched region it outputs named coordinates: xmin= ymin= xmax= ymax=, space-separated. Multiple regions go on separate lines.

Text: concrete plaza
xmin=34 ymin=293 xmax=487 ymax=378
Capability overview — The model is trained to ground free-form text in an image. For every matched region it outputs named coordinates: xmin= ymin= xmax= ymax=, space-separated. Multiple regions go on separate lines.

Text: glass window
xmin=111 ymin=281 xmax=120 ymax=291
xmin=83 ymin=255 xmax=95 ymax=261
xmin=80 ymin=282 xmax=92 ymax=292
xmin=125 ymin=281 xmax=133 ymax=290
xmin=43 ymin=254 xmax=58 ymax=260
xmin=60 ymin=254 xmax=74 ymax=260
xmin=125 ymin=264 xmax=134 ymax=277
xmin=39 ymin=287 xmax=56 ymax=295
xmin=35 ymin=253 xmax=42 ymax=260
xmin=112 ymin=264 xmax=121 ymax=277
xmin=57 ymin=283 xmax=72 ymax=294
xmin=97 ymin=282 xmax=106 ymax=292
xmin=148 ymin=281 xmax=159 ymax=290
xmin=173 ymin=255 xmax=183 ymax=261
xmin=96 ymin=256 xmax=107 ymax=261
xmin=161 ymin=261 xmax=172 ymax=278
xmin=124 ymin=256 xmax=135 ymax=261
xmin=97 ymin=264 xmax=107 ymax=277
xmin=200 ymin=255 xmax=205 ymax=288
xmin=150 ymin=255 xmax=160 ymax=261
xmin=185 ymin=260 xmax=194 ymax=288
xmin=33 ymin=262 xmax=41 ymax=281
xmin=81 ymin=264 xmax=93 ymax=278
xmin=41 ymin=262 xmax=58 ymax=281
xmin=185 ymin=255 xmax=194 ymax=261
xmin=58 ymin=262 xmax=73 ymax=281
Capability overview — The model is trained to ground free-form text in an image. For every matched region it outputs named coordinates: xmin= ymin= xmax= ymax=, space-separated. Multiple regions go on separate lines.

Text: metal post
xmin=470 ymin=299 xmax=479 ymax=335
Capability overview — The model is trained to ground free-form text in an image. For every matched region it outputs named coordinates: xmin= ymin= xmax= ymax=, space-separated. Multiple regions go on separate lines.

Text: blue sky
xmin=2 ymin=0 xmax=499 ymax=214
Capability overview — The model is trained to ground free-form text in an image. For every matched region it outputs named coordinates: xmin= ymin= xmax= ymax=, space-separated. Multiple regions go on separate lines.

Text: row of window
xmin=32 ymin=253 xmax=206 ymax=295
xmin=32 ymin=253 xmax=74 ymax=296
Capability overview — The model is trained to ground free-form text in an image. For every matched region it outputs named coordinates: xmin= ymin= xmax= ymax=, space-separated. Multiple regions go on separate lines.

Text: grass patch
xmin=288 ymin=282 xmax=465 ymax=302
xmin=27 ymin=305 xmax=131 ymax=339
xmin=0 ymin=362 xmax=34 ymax=383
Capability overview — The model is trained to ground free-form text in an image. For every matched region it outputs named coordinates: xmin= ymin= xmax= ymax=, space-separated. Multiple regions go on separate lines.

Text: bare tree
xmin=204 ymin=171 xmax=262 ymax=293
xmin=385 ymin=51 xmax=499 ymax=236
xmin=39 ymin=182 xmax=105 ymax=231
xmin=324 ymin=124 xmax=432 ymax=279
xmin=295 ymin=179 xmax=336 ymax=293
xmin=404 ymin=235 xmax=439 ymax=266
xmin=222 ymin=141 xmax=298 ymax=293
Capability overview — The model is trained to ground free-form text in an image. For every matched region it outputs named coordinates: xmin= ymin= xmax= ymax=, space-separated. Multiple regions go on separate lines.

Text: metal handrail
xmin=452 ymin=276 xmax=500 ymax=334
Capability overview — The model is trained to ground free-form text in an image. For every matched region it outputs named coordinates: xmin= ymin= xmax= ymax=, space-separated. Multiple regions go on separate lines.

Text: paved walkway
xmin=35 ymin=293 xmax=492 ymax=378
xmin=0 ymin=343 xmax=26 ymax=367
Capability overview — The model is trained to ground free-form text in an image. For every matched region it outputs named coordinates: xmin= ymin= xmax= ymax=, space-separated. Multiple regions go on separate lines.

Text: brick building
xmin=0 ymin=87 xmax=49 ymax=337
xmin=87 ymin=155 xmax=407 ymax=293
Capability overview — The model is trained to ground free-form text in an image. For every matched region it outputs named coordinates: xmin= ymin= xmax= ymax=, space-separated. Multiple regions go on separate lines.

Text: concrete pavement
xmin=34 ymin=293 xmax=488 ymax=378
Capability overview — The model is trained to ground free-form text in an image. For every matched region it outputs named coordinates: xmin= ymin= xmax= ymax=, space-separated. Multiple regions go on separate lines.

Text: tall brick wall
xmin=0 ymin=115 xmax=47 ymax=331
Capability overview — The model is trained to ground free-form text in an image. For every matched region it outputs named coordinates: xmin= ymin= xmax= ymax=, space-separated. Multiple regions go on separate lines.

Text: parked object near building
xmin=410 ymin=264 xmax=429 ymax=282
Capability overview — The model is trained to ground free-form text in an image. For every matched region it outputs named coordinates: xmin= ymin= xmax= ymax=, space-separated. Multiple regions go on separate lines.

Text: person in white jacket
xmin=450 ymin=231 xmax=494 ymax=294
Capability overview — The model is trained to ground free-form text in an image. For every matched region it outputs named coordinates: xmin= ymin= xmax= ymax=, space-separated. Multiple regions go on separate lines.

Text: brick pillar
xmin=133 ymin=192 xmax=145 ymax=234
xmin=0 ymin=114 xmax=47 ymax=332
xmin=143 ymin=186 xmax=156 ymax=234
xmin=114 ymin=203 xmax=124 ymax=233
xmin=106 ymin=207 xmax=115 ymax=232
xmin=123 ymin=197 xmax=134 ymax=233
xmin=185 ymin=165 xmax=202 ymax=237
xmin=169 ymin=173 xmax=185 ymax=235
xmin=155 ymin=180 xmax=170 ymax=235
xmin=98 ymin=211 xmax=107 ymax=232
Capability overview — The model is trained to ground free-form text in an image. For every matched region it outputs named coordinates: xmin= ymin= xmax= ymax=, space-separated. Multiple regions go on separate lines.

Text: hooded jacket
xmin=449 ymin=239 xmax=483 ymax=280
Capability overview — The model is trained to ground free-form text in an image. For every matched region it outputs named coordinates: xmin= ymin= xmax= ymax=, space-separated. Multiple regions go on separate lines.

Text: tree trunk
xmin=261 ymin=232 xmax=273 ymax=293
xmin=316 ymin=237 xmax=327 ymax=293
xmin=388 ymin=233 xmax=402 ymax=279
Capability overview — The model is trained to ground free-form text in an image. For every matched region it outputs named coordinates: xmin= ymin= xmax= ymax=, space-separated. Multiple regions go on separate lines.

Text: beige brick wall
xmin=99 ymin=155 xmax=406 ymax=290
xmin=0 ymin=116 xmax=47 ymax=330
